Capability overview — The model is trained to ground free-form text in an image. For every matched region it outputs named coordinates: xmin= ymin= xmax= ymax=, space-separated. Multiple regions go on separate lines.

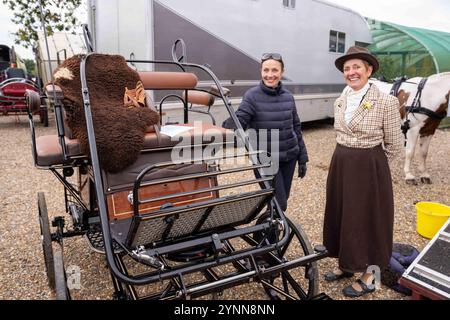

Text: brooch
xmin=362 ymin=101 xmax=373 ymax=110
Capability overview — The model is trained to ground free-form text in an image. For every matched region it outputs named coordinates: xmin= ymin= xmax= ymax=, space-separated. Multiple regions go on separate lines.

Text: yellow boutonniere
xmin=362 ymin=101 xmax=373 ymax=110
xmin=337 ymin=100 xmax=343 ymax=108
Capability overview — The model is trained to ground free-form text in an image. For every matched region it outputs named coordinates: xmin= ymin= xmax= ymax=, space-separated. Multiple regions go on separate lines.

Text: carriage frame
xmin=26 ymin=29 xmax=328 ymax=300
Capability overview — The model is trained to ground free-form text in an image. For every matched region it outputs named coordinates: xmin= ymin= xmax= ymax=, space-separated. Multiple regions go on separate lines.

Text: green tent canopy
xmin=366 ymin=19 xmax=450 ymax=78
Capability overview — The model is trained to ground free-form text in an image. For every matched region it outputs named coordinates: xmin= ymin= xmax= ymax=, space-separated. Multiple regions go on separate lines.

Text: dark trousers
xmin=273 ymin=158 xmax=297 ymax=211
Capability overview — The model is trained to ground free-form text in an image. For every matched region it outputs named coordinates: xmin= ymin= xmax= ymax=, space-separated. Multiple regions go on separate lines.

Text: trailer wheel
xmin=260 ymin=217 xmax=319 ymax=300
xmin=53 ymin=245 xmax=69 ymax=300
xmin=38 ymin=192 xmax=55 ymax=290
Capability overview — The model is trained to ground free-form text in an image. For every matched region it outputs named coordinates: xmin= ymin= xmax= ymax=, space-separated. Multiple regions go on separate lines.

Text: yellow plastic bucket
xmin=416 ymin=202 xmax=450 ymax=239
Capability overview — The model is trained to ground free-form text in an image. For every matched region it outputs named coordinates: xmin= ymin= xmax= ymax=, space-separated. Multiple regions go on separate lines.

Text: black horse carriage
xmin=26 ymin=29 xmax=328 ymax=300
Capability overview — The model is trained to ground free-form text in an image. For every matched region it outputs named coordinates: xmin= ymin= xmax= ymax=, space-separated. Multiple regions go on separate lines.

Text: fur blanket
xmin=53 ymin=54 xmax=159 ymax=172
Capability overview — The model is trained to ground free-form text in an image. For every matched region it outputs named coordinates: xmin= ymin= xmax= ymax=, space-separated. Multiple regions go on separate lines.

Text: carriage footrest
xmin=85 ymin=224 xmax=122 ymax=254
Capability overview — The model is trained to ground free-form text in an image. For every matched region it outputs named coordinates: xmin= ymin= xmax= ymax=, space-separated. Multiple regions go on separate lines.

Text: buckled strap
xmin=389 ymin=76 xmax=407 ymax=96
xmin=124 ymin=80 xmax=146 ymax=108
xmin=405 ymin=106 xmax=446 ymax=120
xmin=410 ymin=77 xmax=428 ymax=109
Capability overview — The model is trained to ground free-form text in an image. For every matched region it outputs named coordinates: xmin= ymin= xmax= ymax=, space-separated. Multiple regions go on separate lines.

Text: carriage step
xmin=85 ymin=224 xmax=122 ymax=254
xmin=311 ymin=292 xmax=333 ymax=300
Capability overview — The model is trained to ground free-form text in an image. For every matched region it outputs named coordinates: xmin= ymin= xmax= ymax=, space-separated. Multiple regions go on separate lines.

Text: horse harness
xmin=391 ymin=77 xmax=447 ymax=139
xmin=389 ymin=76 xmax=408 ymax=97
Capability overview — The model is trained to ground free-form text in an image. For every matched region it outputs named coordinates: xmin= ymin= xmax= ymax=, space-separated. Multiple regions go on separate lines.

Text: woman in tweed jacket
xmin=322 ymin=46 xmax=403 ymax=298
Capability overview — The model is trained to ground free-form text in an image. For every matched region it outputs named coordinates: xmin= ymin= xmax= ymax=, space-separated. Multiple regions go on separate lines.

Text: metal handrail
xmin=132 ymin=150 xmax=269 ymax=215
xmin=139 ymin=162 xmax=270 ymax=188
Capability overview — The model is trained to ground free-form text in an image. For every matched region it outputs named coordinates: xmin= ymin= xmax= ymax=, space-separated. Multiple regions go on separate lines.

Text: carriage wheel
xmin=39 ymin=106 xmax=49 ymax=127
xmin=53 ymin=245 xmax=69 ymax=300
xmin=38 ymin=192 xmax=55 ymax=290
xmin=260 ymin=217 xmax=318 ymax=300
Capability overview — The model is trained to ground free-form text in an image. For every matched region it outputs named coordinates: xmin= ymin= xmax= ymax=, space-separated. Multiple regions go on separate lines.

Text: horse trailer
xmin=87 ymin=0 xmax=373 ymax=124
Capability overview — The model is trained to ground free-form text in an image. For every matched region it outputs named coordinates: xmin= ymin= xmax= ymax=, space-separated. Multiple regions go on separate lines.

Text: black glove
xmin=298 ymin=163 xmax=307 ymax=179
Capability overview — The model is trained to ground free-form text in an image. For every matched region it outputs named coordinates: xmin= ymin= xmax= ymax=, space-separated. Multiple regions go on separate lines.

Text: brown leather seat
xmin=35 ymin=135 xmax=83 ymax=166
xmin=36 ymin=72 xmax=233 ymax=167
xmin=35 ymin=123 xmax=234 ymax=167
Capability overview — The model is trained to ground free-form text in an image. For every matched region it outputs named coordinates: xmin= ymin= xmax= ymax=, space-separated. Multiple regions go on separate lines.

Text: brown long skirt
xmin=323 ymin=144 xmax=394 ymax=273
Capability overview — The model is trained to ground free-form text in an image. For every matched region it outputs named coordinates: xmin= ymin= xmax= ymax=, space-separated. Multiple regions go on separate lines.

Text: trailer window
xmin=329 ymin=30 xmax=346 ymax=53
xmin=283 ymin=0 xmax=296 ymax=9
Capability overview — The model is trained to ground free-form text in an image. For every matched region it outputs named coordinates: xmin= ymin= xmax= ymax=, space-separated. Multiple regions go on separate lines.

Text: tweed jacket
xmin=334 ymin=83 xmax=403 ymax=160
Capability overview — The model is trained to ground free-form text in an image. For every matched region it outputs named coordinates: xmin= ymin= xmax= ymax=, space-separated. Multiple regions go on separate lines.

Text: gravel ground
xmin=0 ymin=113 xmax=449 ymax=300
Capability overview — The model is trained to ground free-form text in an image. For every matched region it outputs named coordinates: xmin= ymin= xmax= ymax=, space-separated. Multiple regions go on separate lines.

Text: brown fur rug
xmin=52 ymin=54 xmax=159 ymax=172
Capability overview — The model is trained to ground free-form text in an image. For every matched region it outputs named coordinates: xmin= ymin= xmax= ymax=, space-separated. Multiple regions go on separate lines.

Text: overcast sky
xmin=1 ymin=0 xmax=450 ymax=60
xmin=325 ymin=0 xmax=450 ymax=32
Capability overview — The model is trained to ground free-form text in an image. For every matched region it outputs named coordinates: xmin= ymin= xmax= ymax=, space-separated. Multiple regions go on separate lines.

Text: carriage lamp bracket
xmin=131 ymin=246 xmax=165 ymax=271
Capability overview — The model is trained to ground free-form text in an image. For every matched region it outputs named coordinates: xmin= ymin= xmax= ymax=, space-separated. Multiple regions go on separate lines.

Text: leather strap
xmin=405 ymin=106 xmax=446 ymax=120
xmin=356 ymin=278 xmax=373 ymax=291
xmin=124 ymin=80 xmax=146 ymax=108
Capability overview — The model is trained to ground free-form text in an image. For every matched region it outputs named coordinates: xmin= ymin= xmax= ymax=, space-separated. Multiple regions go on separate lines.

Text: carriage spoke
xmin=281 ymin=270 xmax=308 ymax=299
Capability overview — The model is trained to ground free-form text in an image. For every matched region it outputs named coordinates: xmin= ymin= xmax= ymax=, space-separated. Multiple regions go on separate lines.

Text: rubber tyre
xmin=53 ymin=246 xmax=69 ymax=300
xmin=38 ymin=192 xmax=55 ymax=290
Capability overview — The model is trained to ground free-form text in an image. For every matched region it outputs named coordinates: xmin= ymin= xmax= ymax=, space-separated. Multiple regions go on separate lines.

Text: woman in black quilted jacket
xmin=222 ymin=53 xmax=308 ymax=212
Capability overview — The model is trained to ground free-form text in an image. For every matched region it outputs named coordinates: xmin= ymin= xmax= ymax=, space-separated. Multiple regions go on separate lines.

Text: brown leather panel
xmin=35 ymin=135 xmax=83 ymax=166
xmin=138 ymin=71 xmax=198 ymax=89
xmin=103 ymin=152 xmax=207 ymax=191
xmin=182 ymin=90 xmax=215 ymax=106
xmin=107 ymin=176 xmax=217 ymax=220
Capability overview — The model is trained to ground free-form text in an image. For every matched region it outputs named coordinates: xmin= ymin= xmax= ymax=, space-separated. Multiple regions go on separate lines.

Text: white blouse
xmin=343 ymin=82 xmax=370 ymax=124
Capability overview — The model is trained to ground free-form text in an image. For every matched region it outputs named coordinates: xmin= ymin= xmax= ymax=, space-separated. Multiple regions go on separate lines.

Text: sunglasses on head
xmin=261 ymin=53 xmax=283 ymax=62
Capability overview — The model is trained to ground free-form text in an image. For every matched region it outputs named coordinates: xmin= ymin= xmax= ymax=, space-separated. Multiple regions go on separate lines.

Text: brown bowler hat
xmin=335 ymin=45 xmax=379 ymax=73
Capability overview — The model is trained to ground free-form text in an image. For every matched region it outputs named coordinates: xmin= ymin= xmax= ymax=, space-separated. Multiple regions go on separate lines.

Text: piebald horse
xmin=370 ymin=72 xmax=450 ymax=184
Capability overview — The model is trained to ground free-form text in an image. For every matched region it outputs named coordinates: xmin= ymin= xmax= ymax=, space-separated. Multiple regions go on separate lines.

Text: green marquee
xmin=366 ymin=19 xmax=450 ymax=78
